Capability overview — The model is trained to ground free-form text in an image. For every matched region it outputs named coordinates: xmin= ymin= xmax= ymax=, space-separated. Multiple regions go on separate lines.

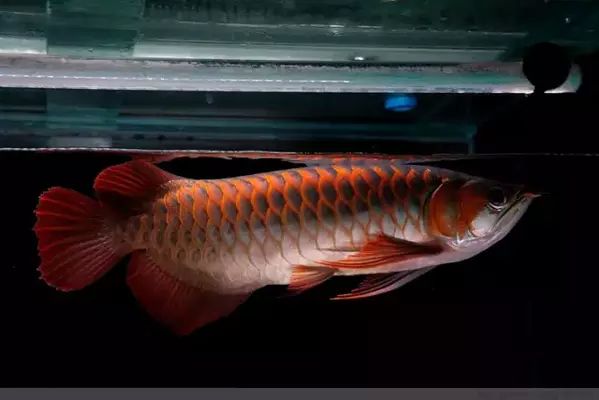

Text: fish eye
xmin=488 ymin=186 xmax=508 ymax=209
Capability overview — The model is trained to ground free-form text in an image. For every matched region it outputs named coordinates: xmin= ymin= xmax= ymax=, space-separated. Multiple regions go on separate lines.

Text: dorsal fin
xmin=93 ymin=160 xmax=180 ymax=217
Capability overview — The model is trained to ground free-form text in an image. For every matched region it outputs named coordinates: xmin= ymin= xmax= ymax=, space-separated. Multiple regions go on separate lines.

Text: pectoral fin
xmin=318 ymin=234 xmax=443 ymax=269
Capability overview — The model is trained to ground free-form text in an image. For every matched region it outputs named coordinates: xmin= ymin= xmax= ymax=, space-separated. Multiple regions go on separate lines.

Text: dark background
xmin=0 ymin=147 xmax=597 ymax=387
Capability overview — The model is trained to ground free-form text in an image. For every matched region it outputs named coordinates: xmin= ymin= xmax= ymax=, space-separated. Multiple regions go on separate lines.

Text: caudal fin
xmin=33 ymin=187 xmax=128 ymax=291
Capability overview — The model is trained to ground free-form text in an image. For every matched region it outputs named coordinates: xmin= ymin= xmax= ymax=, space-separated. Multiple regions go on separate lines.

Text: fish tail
xmin=33 ymin=187 xmax=129 ymax=291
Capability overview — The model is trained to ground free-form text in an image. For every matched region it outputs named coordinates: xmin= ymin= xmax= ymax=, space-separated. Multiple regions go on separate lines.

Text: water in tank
xmin=0 ymin=0 xmax=598 ymax=388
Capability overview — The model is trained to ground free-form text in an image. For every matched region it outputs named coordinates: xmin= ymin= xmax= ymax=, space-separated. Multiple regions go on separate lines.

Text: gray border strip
xmin=0 ymin=388 xmax=596 ymax=399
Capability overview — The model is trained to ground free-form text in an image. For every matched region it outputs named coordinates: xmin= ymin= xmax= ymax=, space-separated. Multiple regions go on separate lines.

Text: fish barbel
xmin=33 ymin=159 xmax=537 ymax=335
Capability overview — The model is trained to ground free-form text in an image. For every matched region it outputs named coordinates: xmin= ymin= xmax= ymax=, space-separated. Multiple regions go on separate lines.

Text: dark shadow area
xmin=0 ymin=151 xmax=597 ymax=387
xmin=475 ymin=43 xmax=599 ymax=154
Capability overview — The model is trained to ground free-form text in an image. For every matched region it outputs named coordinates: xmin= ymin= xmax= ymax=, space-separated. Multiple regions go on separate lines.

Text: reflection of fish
xmin=33 ymin=159 xmax=537 ymax=335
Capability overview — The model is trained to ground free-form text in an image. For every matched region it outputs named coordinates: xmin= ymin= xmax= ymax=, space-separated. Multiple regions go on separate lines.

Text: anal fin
xmin=332 ymin=266 xmax=436 ymax=300
xmin=126 ymin=251 xmax=250 ymax=335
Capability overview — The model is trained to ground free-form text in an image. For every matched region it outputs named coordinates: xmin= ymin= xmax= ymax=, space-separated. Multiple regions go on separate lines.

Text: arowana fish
xmin=33 ymin=159 xmax=537 ymax=335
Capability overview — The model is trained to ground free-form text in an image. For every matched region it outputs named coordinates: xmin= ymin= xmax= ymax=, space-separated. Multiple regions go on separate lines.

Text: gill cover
xmin=427 ymin=180 xmax=489 ymax=241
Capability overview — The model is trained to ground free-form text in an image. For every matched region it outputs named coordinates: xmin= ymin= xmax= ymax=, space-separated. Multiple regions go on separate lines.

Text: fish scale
xmin=131 ymin=164 xmax=444 ymax=278
xmin=126 ymin=164 xmax=416 ymax=262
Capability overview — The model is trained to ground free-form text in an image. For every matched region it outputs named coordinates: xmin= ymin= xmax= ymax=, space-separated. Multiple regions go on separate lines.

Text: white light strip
xmin=133 ymin=41 xmax=504 ymax=64
xmin=0 ymin=54 xmax=580 ymax=93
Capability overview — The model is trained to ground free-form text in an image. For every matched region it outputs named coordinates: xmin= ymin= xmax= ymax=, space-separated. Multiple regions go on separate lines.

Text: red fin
xmin=332 ymin=267 xmax=436 ymax=300
xmin=287 ymin=266 xmax=336 ymax=295
xmin=93 ymin=160 xmax=180 ymax=216
xmin=126 ymin=251 xmax=250 ymax=335
xmin=33 ymin=187 xmax=127 ymax=291
xmin=319 ymin=234 xmax=443 ymax=269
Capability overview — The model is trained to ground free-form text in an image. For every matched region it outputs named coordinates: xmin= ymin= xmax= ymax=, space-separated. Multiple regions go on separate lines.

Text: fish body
xmin=34 ymin=159 xmax=536 ymax=335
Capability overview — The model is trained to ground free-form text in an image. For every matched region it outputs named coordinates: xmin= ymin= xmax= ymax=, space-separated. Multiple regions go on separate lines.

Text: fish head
xmin=427 ymin=177 xmax=539 ymax=252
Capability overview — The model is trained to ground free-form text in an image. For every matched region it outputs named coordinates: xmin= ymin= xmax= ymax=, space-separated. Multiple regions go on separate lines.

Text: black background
xmin=0 ymin=149 xmax=597 ymax=387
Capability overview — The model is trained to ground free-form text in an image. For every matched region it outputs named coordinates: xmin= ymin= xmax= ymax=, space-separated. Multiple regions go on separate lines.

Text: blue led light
xmin=384 ymin=94 xmax=417 ymax=112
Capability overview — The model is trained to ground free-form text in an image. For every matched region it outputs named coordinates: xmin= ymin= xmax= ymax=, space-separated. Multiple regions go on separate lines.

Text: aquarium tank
xmin=0 ymin=0 xmax=598 ymax=390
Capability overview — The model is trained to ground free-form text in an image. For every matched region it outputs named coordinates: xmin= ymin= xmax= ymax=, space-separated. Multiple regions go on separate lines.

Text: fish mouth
xmin=522 ymin=191 xmax=542 ymax=199
xmin=493 ymin=189 xmax=537 ymax=231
